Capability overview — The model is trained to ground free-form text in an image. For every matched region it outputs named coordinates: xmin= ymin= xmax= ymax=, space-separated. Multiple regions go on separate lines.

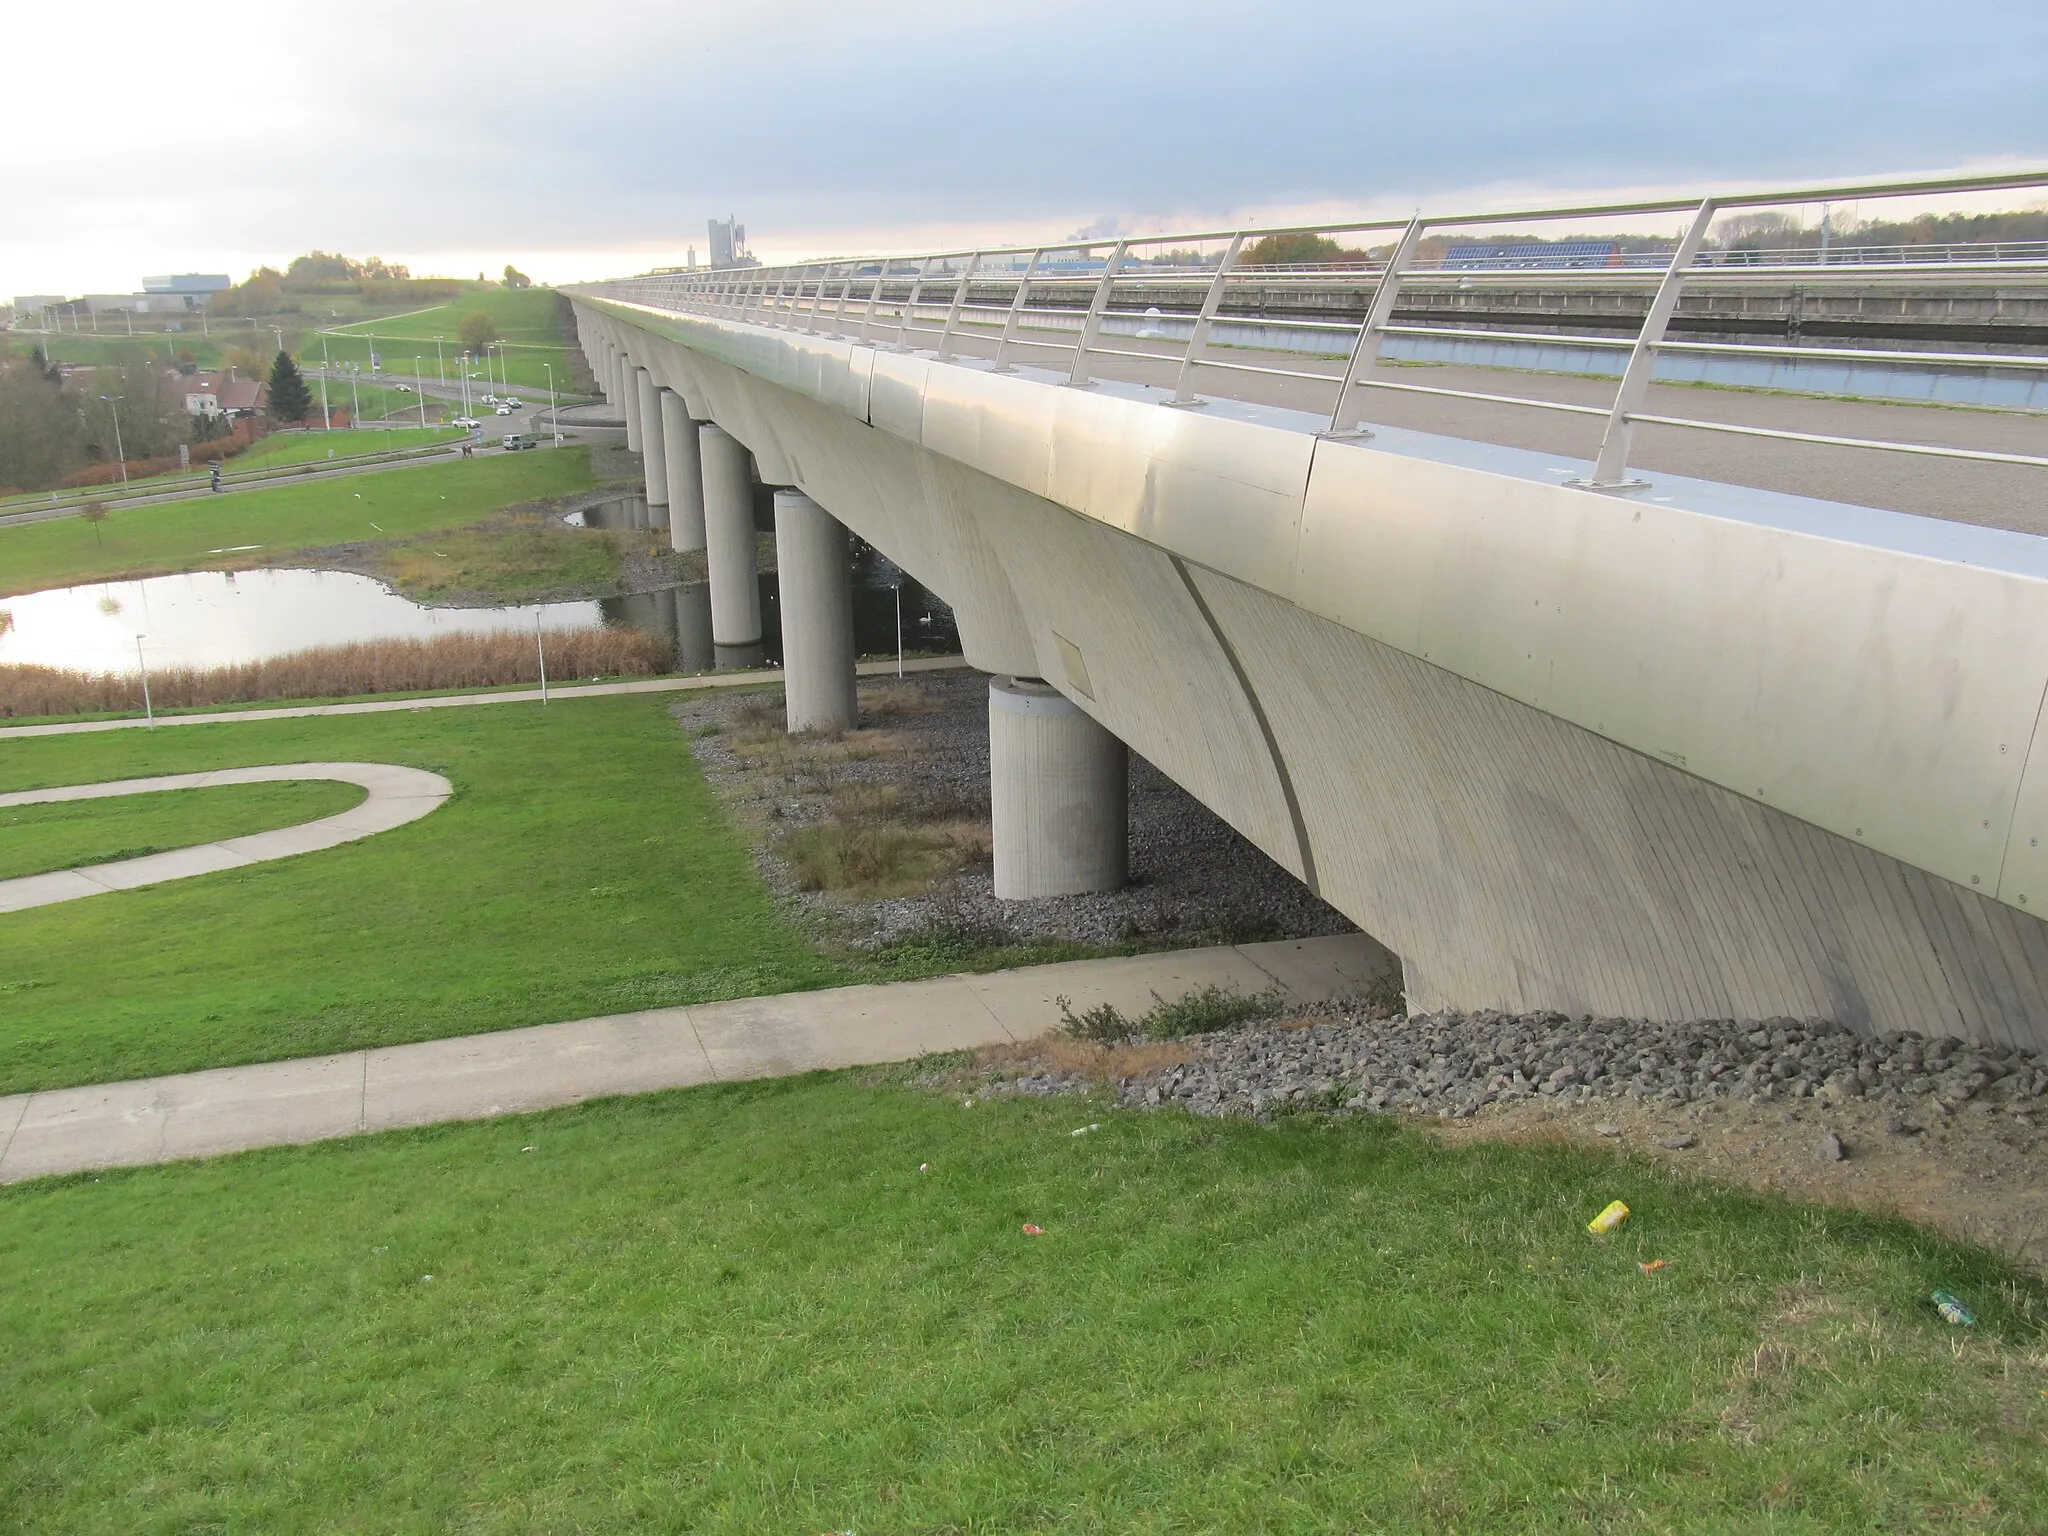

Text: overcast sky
xmin=5 ymin=0 xmax=2045 ymax=296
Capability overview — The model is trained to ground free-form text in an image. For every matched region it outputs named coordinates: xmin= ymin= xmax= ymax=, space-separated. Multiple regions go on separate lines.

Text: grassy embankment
xmin=321 ymin=287 xmax=578 ymax=393
xmin=2 ymin=1074 xmax=2043 ymax=1531
xmin=0 ymin=694 xmax=839 ymax=1093
xmin=0 ymin=427 xmax=466 ymax=513
xmin=0 ymin=780 xmax=362 ymax=881
xmin=0 ymin=447 xmax=596 ymax=598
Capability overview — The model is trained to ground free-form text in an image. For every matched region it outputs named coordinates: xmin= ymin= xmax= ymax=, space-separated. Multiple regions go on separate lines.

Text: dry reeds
xmin=0 ymin=627 xmax=671 ymax=718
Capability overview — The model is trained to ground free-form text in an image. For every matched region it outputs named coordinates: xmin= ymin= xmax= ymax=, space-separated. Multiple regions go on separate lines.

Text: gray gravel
xmin=678 ymin=669 xmax=1356 ymax=952
xmin=972 ymin=1005 xmax=2048 ymax=1124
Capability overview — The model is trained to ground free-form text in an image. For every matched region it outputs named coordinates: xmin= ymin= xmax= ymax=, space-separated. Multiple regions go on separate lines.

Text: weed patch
xmin=1058 ymin=980 xmax=1286 ymax=1044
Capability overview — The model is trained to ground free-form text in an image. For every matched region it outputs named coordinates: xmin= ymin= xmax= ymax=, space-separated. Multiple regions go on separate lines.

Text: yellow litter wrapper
xmin=1587 ymin=1200 xmax=1631 ymax=1235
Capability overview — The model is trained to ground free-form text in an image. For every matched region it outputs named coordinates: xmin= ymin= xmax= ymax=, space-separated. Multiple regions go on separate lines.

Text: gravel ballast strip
xmin=970 ymin=1007 xmax=2048 ymax=1122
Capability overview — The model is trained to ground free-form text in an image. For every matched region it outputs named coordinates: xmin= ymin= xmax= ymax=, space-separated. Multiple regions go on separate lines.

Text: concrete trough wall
xmin=573 ymin=297 xmax=2048 ymax=1051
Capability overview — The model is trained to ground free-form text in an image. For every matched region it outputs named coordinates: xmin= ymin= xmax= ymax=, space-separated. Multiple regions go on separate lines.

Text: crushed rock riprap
xmin=971 ymin=1008 xmax=2048 ymax=1122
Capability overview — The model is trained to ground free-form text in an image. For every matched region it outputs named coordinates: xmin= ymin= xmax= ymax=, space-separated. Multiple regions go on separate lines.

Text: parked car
xmin=494 ymin=405 xmax=513 ymax=416
xmin=451 ymin=416 xmax=482 ymax=429
xmin=502 ymin=434 xmax=535 ymax=451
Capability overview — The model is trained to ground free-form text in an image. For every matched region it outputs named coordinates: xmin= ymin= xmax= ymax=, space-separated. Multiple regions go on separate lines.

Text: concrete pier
xmin=772 ymin=490 xmax=857 ymax=733
xmin=637 ymin=371 xmax=668 ymax=518
xmin=660 ymin=390 xmax=706 ymax=552
xmin=989 ymin=676 xmax=1129 ymax=898
xmin=699 ymin=424 xmax=765 ymax=668
xmin=621 ymin=363 xmax=645 ymax=453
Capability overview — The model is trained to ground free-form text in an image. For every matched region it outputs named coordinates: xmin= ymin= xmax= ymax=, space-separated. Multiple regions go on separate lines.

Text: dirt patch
xmin=1425 ymin=1092 xmax=2048 ymax=1278
xmin=675 ymin=669 xmax=1357 ymax=954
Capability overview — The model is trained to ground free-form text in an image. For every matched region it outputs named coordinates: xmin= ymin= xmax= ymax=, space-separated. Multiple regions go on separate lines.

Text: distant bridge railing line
xmin=584 ymin=167 xmax=2048 ymax=488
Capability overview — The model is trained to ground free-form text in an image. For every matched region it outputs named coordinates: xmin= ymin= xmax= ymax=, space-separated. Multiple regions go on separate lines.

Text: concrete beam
xmin=621 ymin=361 xmax=645 ymax=453
xmin=638 ymin=370 xmax=668 ymax=513
xmin=990 ymin=676 xmax=1128 ymax=898
xmin=660 ymin=390 xmax=706 ymax=551
xmin=699 ymin=424 xmax=764 ymax=668
xmin=773 ymin=490 xmax=857 ymax=733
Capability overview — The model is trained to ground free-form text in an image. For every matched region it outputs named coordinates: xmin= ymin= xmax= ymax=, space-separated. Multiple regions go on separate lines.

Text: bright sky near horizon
xmin=4 ymin=0 xmax=2045 ymax=297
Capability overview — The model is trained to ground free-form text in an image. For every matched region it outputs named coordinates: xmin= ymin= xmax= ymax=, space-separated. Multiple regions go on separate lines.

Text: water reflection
xmin=565 ymin=494 xmax=665 ymax=531
xmin=2 ymin=536 xmax=958 ymax=679
xmin=0 ymin=569 xmax=606 ymax=675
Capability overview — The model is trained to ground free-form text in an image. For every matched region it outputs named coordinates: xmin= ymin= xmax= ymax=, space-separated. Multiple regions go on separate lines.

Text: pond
xmin=0 ymin=569 xmax=608 ymax=675
xmin=2 ymin=541 xmax=958 ymax=676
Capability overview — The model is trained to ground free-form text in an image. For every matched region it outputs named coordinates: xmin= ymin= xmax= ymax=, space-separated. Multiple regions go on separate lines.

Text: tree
xmin=503 ymin=264 xmax=532 ymax=289
xmin=1241 ymin=232 xmax=1370 ymax=268
xmin=266 ymin=350 xmax=314 ymax=424
xmin=458 ymin=310 xmax=499 ymax=353
xmin=79 ymin=500 xmax=108 ymax=548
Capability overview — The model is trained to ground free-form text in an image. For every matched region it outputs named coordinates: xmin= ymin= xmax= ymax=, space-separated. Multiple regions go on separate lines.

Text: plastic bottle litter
xmin=918 ymin=1163 xmax=931 ymax=1174
xmin=1932 ymin=1290 xmax=1976 ymax=1326
xmin=1587 ymin=1200 xmax=1631 ymax=1235
xmin=1071 ymin=1124 xmax=1101 ymax=1137
xmin=1021 ymin=1224 xmax=1045 ymax=1237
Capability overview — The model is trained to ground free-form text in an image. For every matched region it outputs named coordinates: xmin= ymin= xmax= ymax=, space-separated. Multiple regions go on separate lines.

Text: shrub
xmin=0 ymin=626 xmax=669 ymax=718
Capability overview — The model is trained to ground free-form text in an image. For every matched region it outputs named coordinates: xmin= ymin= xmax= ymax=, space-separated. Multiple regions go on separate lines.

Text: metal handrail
xmin=584 ymin=166 xmax=2048 ymax=486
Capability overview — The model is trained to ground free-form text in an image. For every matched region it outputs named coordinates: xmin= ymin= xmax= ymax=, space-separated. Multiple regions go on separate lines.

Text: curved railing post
xmin=893 ymin=256 xmax=935 ymax=351
xmin=1169 ymin=233 xmax=1245 ymax=407
xmin=990 ymin=249 xmax=1045 ymax=372
xmin=1068 ymin=239 xmax=1130 ymax=386
xmin=1326 ymin=217 xmax=1424 ymax=436
xmin=936 ymin=253 xmax=982 ymax=360
xmin=1583 ymin=198 xmax=1718 ymax=488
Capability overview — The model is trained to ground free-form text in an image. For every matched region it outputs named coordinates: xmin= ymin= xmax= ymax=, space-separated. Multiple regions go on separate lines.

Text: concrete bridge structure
xmin=566 ymin=169 xmax=2048 ymax=1052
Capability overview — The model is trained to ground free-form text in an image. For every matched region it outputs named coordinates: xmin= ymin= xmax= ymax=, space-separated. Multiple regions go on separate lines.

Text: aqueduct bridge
xmin=567 ymin=169 xmax=2048 ymax=1053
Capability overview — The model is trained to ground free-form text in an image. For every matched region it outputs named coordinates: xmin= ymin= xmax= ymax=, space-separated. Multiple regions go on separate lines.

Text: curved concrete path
xmin=0 ymin=762 xmax=452 ymax=914
xmin=0 ymin=934 xmax=1392 ymax=1184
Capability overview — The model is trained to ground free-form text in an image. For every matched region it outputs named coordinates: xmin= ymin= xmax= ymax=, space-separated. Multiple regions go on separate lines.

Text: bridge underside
xmin=578 ymin=303 xmax=2048 ymax=1052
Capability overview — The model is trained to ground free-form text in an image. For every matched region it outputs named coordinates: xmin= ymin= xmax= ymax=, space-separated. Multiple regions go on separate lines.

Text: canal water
xmin=0 ymin=498 xmax=958 ymax=675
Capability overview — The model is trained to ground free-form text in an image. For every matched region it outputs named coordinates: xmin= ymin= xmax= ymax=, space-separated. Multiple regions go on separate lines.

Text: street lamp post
xmin=543 ymin=362 xmax=560 ymax=444
xmin=348 ymin=365 xmax=361 ymax=430
xmin=98 ymin=395 xmax=128 ymax=483
xmin=434 ymin=335 xmax=445 ymax=382
xmin=415 ymin=359 xmax=427 ymax=428
xmin=135 ymin=634 xmax=154 ymax=727
xmin=317 ymin=334 xmax=333 ymax=431
xmin=270 ymin=324 xmax=284 ymax=357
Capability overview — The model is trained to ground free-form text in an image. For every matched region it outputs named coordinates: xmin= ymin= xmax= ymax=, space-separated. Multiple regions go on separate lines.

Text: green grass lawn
xmin=322 ymin=288 xmax=576 ymax=392
xmin=0 ymin=428 xmax=464 ymax=513
xmin=0 ymin=694 xmax=840 ymax=1093
xmin=0 ymin=448 xmax=593 ymax=596
xmin=2 ymin=1077 xmax=2042 ymax=1532
xmin=232 ymin=425 xmax=458 ymax=468
xmin=0 ymin=780 xmax=362 ymax=881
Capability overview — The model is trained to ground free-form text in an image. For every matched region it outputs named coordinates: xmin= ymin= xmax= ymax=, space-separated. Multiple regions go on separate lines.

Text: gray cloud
xmin=8 ymin=0 xmax=2045 ymax=289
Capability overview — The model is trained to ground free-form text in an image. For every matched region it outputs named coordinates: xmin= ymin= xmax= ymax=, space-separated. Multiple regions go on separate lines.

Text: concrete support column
xmin=600 ymin=341 xmax=617 ymax=404
xmin=989 ymin=676 xmax=1128 ymax=898
xmin=699 ymin=424 xmax=764 ymax=668
xmin=772 ymin=490 xmax=857 ymax=733
xmin=660 ymin=390 xmax=706 ymax=552
xmin=637 ymin=371 xmax=668 ymax=517
xmin=621 ymin=362 xmax=645 ymax=453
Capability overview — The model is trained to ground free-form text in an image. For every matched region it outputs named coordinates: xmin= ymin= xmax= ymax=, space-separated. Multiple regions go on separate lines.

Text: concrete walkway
xmin=0 ymin=934 xmax=1387 ymax=1183
xmin=0 ymin=763 xmax=451 ymax=914
xmin=0 ymin=656 xmax=967 ymax=740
